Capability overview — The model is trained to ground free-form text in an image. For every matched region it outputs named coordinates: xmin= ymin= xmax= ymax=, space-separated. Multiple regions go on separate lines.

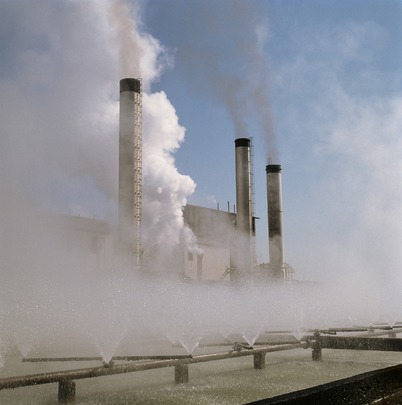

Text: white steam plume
xmin=0 ymin=1 xmax=119 ymax=217
xmin=108 ymin=0 xmax=173 ymax=91
xmin=142 ymin=91 xmax=197 ymax=253
xmin=107 ymin=0 xmax=199 ymax=260
xmin=0 ymin=0 xmax=199 ymax=273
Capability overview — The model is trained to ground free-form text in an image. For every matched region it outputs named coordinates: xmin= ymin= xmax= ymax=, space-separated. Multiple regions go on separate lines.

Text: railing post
xmin=254 ymin=352 xmax=266 ymax=369
xmin=175 ymin=362 xmax=189 ymax=384
xmin=58 ymin=379 xmax=76 ymax=403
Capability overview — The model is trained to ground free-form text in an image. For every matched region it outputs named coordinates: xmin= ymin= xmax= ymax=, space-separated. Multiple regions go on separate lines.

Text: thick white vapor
xmin=107 ymin=0 xmax=198 ymax=259
xmin=2 ymin=1 xmax=402 ymax=379
xmin=0 ymin=0 xmax=198 ymax=268
xmin=142 ymin=91 xmax=196 ymax=252
xmin=0 ymin=0 xmax=200 ymax=363
xmin=0 ymin=1 xmax=119 ymax=218
xmin=275 ymin=18 xmax=402 ymax=287
xmin=108 ymin=0 xmax=173 ymax=91
xmin=316 ymin=92 xmax=402 ymax=283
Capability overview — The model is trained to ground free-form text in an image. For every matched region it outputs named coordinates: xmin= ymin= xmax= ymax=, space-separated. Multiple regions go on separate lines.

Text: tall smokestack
xmin=233 ymin=138 xmax=253 ymax=280
xmin=266 ymin=164 xmax=284 ymax=280
xmin=118 ymin=78 xmax=142 ymax=270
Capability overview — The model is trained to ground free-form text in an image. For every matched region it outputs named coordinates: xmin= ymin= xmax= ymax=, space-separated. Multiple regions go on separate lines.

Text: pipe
xmin=266 ymin=164 xmax=284 ymax=280
xmin=234 ymin=138 xmax=253 ymax=279
xmin=23 ymin=355 xmax=193 ymax=362
xmin=318 ymin=336 xmax=402 ymax=352
xmin=0 ymin=343 xmax=305 ymax=390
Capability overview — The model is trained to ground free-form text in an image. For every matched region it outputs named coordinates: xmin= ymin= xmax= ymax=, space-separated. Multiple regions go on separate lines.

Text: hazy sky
xmin=1 ymin=0 xmax=401 ymax=283
xmin=145 ymin=0 xmax=402 ymax=284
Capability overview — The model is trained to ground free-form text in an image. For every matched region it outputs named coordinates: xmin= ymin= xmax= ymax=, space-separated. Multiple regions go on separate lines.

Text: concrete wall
xmin=184 ymin=245 xmax=230 ymax=281
xmin=183 ymin=205 xmax=235 ymax=281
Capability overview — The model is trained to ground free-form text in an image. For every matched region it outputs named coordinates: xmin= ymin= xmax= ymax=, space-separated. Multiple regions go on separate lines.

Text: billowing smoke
xmin=238 ymin=8 xmax=278 ymax=161
xmin=0 ymin=0 xmax=201 ymax=365
xmin=141 ymin=91 xmax=197 ymax=253
xmin=152 ymin=0 xmax=278 ymax=161
xmin=1 ymin=2 xmax=402 ymax=382
xmin=0 ymin=0 xmax=199 ymax=274
xmin=0 ymin=1 xmax=122 ymax=297
xmin=108 ymin=0 xmax=172 ymax=90
xmin=0 ymin=1 xmax=119 ymax=216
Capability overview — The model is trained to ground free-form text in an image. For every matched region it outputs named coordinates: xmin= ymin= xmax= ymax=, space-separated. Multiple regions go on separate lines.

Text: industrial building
xmin=182 ymin=204 xmax=236 ymax=281
xmin=58 ymin=78 xmax=293 ymax=282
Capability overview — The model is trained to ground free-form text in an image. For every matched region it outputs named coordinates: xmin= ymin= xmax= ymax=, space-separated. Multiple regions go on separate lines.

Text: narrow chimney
xmin=233 ymin=138 xmax=253 ymax=280
xmin=118 ymin=78 xmax=142 ymax=269
xmin=266 ymin=164 xmax=284 ymax=280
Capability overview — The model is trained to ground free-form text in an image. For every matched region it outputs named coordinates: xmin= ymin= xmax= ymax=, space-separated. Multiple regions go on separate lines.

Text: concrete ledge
xmin=245 ymin=363 xmax=402 ymax=405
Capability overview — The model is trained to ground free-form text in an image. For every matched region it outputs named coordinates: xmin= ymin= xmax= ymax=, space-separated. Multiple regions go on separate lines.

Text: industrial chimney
xmin=118 ymin=78 xmax=143 ymax=270
xmin=266 ymin=164 xmax=284 ymax=280
xmin=234 ymin=138 xmax=253 ymax=280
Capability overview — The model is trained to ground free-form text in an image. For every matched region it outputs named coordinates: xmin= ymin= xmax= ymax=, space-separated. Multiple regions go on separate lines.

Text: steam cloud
xmin=108 ymin=0 xmax=173 ymax=90
xmin=0 ymin=1 xmax=401 ymax=380
xmin=0 ymin=0 xmax=201 ymax=364
xmin=108 ymin=0 xmax=199 ymax=258
xmin=0 ymin=0 xmax=198 ymax=268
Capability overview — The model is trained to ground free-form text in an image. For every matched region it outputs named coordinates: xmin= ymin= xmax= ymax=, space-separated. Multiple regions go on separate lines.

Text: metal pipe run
xmin=307 ymin=333 xmax=402 ymax=362
xmin=319 ymin=336 xmax=402 ymax=352
xmin=23 ymin=355 xmax=193 ymax=363
xmin=0 ymin=343 xmax=306 ymax=391
xmin=360 ymin=329 xmax=402 ymax=338
xmin=186 ymin=341 xmax=301 ymax=348
xmin=263 ymin=325 xmax=402 ymax=335
xmin=0 ymin=359 xmax=190 ymax=390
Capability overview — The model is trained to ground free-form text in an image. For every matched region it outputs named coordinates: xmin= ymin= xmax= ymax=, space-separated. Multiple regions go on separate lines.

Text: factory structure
xmin=62 ymin=78 xmax=294 ymax=282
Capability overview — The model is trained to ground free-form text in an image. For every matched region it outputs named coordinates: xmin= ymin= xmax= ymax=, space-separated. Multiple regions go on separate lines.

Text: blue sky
xmin=143 ymin=0 xmax=402 ymax=281
xmin=0 ymin=0 xmax=401 ymax=283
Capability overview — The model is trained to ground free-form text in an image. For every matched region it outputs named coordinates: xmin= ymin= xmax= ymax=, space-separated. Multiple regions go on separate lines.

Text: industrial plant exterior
xmin=59 ymin=200 xmax=291 ymax=281
xmin=56 ymin=165 xmax=292 ymax=281
xmin=57 ymin=78 xmax=293 ymax=282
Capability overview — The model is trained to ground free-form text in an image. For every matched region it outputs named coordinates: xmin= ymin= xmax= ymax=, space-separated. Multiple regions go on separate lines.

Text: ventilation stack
xmin=233 ymin=138 xmax=253 ymax=281
xmin=118 ymin=78 xmax=142 ymax=270
xmin=266 ymin=164 xmax=284 ymax=280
